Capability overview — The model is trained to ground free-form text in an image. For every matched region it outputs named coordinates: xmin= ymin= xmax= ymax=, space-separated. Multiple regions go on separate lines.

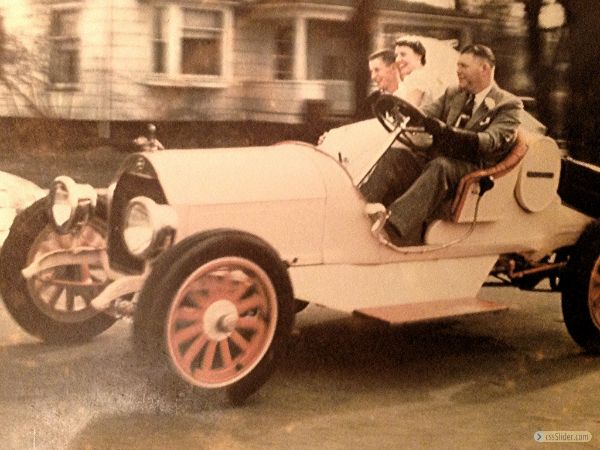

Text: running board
xmin=354 ymin=298 xmax=508 ymax=325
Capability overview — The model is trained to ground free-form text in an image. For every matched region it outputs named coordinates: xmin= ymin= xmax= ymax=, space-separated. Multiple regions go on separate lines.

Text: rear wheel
xmin=561 ymin=221 xmax=600 ymax=353
xmin=0 ymin=197 xmax=115 ymax=343
xmin=134 ymin=230 xmax=294 ymax=404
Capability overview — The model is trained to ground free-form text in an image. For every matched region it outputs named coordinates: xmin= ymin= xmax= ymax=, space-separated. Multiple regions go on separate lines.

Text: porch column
xmin=293 ymin=17 xmax=307 ymax=80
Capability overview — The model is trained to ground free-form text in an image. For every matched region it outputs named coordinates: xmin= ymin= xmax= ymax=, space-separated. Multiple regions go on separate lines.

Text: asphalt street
xmin=0 ymin=283 xmax=599 ymax=450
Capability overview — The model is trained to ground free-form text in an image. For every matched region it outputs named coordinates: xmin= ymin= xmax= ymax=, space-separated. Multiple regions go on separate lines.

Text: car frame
xmin=1 ymin=97 xmax=598 ymax=403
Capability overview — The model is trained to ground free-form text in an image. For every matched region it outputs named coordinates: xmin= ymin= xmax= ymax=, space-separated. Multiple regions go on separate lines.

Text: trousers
xmin=360 ymin=147 xmax=477 ymax=240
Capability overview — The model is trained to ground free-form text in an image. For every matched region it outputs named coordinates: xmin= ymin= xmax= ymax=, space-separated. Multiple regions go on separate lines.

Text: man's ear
xmin=478 ymin=61 xmax=491 ymax=77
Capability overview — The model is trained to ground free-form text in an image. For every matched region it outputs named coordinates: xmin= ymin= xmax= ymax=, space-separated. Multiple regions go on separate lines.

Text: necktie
xmin=456 ymin=94 xmax=475 ymax=128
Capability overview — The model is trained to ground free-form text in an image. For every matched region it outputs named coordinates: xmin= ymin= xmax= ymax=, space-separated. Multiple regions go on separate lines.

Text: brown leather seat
xmin=450 ymin=129 xmax=529 ymax=223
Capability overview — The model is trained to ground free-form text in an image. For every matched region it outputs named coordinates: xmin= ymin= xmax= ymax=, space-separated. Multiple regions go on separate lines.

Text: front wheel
xmin=0 ymin=197 xmax=115 ymax=343
xmin=134 ymin=230 xmax=294 ymax=404
xmin=561 ymin=221 xmax=600 ymax=353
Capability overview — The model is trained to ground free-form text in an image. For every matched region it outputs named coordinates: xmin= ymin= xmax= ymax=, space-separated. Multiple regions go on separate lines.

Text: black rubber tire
xmin=132 ymin=229 xmax=232 ymax=351
xmin=0 ymin=196 xmax=115 ymax=343
xmin=561 ymin=220 xmax=600 ymax=354
xmin=133 ymin=230 xmax=294 ymax=405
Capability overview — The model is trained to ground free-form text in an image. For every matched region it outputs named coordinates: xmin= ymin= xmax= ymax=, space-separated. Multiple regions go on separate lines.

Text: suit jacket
xmin=422 ymin=83 xmax=523 ymax=166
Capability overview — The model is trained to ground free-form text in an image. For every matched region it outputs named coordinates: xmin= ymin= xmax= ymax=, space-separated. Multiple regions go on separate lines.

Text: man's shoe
xmin=364 ymin=203 xmax=398 ymax=244
xmin=364 ymin=203 xmax=413 ymax=247
xmin=364 ymin=203 xmax=388 ymax=233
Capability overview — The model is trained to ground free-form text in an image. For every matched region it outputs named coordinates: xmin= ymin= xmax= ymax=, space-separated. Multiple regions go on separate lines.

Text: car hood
xmin=135 ymin=143 xmax=328 ymax=206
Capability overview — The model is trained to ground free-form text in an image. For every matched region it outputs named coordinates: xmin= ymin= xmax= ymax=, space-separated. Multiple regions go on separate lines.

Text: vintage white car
xmin=0 ymin=97 xmax=598 ymax=404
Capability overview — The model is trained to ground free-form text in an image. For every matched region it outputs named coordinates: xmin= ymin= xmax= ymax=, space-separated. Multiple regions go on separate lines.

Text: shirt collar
xmin=473 ymin=83 xmax=494 ymax=110
xmin=473 ymin=83 xmax=494 ymax=111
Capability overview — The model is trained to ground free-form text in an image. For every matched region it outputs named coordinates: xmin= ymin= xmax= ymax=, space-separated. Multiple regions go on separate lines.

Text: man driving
xmin=361 ymin=44 xmax=523 ymax=247
xmin=356 ymin=49 xmax=399 ymax=120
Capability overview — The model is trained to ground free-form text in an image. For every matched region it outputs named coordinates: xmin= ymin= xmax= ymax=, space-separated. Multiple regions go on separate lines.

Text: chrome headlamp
xmin=122 ymin=196 xmax=177 ymax=259
xmin=49 ymin=176 xmax=97 ymax=234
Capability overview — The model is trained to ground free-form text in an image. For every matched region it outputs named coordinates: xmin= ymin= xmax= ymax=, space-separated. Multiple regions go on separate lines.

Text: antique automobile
xmin=0 ymin=97 xmax=598 ymax=404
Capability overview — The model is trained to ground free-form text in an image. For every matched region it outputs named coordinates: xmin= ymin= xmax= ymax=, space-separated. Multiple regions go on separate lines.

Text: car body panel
xmin=289 ymin=254 xmax=498 ymax=312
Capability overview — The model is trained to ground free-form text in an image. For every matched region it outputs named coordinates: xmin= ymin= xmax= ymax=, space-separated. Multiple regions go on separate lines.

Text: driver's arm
xmin=423 ymin=97 xmax=523 ymax=166
xmin=420 ymin=89 xmax=448 ymax=119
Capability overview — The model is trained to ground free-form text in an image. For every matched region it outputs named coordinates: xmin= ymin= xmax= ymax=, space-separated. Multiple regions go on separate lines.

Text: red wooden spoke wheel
xmin=27 ymin=220 xmax=108 ymax=323
xmin=562 ymin=221 xmax=600 ymax=354
xmin=166 ymin=257 xmax=278 ymax=388
xmin=588 ymin=256 xmax=600 ymax=330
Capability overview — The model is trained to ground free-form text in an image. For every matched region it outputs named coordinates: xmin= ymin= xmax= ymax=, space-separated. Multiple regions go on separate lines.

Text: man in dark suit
xmin=361 ymin=44 xmax=523 ymax=246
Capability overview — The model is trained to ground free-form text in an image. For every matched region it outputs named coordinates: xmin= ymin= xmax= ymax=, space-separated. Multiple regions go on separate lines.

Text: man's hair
xmin=394 ymin=38 xmax=427 ymax=65
xmin=368 ymin=49 xmax=396 ymax=66
xmin=460 ymin=44 xmax=496 ymax=67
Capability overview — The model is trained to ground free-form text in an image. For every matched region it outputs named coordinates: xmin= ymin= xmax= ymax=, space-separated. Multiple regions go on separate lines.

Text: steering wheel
xmin=373 ymin=94 xmax=427 ymax=148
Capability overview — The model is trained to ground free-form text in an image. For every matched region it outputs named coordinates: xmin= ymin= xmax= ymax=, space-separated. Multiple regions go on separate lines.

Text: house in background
xmin=0 ymin=0 xmax=519 ymax=136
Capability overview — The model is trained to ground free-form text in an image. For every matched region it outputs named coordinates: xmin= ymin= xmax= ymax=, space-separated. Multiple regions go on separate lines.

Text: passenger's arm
xmin=476 ymin=98 xmax=523 ymax=159
xmin=423 ymin=117 xmax=480 ymax=164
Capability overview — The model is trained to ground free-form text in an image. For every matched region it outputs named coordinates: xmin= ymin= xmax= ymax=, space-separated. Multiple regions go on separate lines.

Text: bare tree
xmin=0 ymin=29 xmax=74 ymax=119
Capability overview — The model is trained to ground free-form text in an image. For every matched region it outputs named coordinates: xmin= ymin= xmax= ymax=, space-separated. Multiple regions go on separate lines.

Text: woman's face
xmin=395 ymin=45 xmax=422 ymax=77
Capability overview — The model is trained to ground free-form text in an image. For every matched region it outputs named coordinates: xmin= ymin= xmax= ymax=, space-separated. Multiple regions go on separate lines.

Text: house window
xmin=49 ymin=9 xmax=80 ymax=84
xmin=151 ymin=6 xmax=230 ymax=82
xmin=181 ymin=9 xmax=222 ymax=75
xmin=274 ymin=26 xmax=293 ymax=80
xmin=306 ymin=20 xmax=352 ymax=80
xmin=153 ymin=7 xmax=167 ymax=73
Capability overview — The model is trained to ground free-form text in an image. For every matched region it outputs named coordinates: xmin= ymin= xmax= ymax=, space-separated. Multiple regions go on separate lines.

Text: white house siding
xmin=0 ymin=1 xmax=492 ymax=124
xmin=114 ymin=1 xmax=245 ymax=122
xmin=233 ymin=17 xmax=309 ymax=123
xmin=233 ymin=16 xmax=275 ymax=81
xmin=0 ymin=1 xmax=48 ymax=116
xmin=226 ymin=14 xmax=278 ymax=121
xmin=69 ymin=2 xmax=111 ymax=121
xmin=0 ymin=1 xmax=356 ymax=123
xmin=0 ymin=1 xmax=112 ymax=120
xmin=0 ymin=1 xmax=248 ymax=122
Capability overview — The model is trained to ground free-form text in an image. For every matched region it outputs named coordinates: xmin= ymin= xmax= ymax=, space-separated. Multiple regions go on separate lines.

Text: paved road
xmin=1 ymin=284 xmax=598 ymax=450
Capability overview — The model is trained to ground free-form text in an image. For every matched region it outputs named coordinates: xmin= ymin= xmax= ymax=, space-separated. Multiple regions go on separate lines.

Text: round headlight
xmin=51 ymin=180 xmax=74 ymax=228
xmin=122 ymin=196 xmax=177 ymax=259
xmin=49 ymin=176 xmax=97 ymax=234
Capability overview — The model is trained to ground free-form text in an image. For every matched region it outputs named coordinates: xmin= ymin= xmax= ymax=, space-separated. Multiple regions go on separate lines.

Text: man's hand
xmin=422 ymin=116 xmax=447 ymax=137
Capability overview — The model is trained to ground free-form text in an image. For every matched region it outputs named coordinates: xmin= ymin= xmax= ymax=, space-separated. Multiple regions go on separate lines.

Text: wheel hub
xmin=27 ymin=222 xmax=108 ymax=323
xmin=203 ymin=299 xmax=239 ymax=340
